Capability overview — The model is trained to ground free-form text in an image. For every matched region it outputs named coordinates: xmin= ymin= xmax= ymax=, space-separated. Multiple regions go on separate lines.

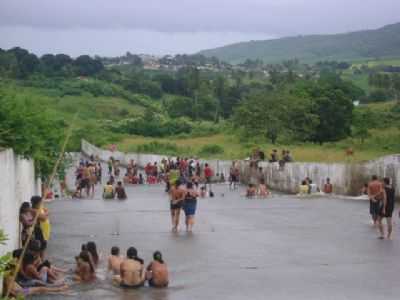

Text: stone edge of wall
xmin=0 ymin=148 xmax=41 ymax=264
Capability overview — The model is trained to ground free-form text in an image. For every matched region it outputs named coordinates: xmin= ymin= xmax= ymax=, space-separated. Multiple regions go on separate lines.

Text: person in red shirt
xmin=204 ymin=163 xmax=213 ymax=193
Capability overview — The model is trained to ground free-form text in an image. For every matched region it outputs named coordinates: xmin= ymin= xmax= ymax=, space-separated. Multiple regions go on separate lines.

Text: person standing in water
xmin=169 ymin=180 xmax=185 ymax=232
xmin=368 ymin=175 xmax=386 ymax=239
xmin=183 ymin=182 xmax=199 ymax=232
xmin=382 ymin=177 xmax=395 ymax=239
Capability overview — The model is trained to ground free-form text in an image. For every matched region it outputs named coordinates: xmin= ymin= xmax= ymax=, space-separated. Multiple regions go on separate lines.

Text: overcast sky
xmin=0 ymin=0 xmax=399 ymax=57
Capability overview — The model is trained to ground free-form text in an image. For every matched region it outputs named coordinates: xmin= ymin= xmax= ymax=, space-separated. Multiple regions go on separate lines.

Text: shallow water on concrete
xmin=36 ymin=183 xmax=400 ymax=300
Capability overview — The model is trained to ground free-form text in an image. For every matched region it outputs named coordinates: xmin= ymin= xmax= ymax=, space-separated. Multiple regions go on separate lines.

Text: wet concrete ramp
xmin=38 ymin=184 xmax=400 ymax=300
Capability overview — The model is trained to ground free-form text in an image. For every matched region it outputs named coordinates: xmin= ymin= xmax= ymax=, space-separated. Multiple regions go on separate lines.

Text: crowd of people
xmin=3 ymin=196 xmax=69 ymax=297
xmin=4 ymin=191 xmax=170 ymax=297
xmin=5 ymin=150 xmax=399 ymax=298
xmin=75 ymin=242 xmax=169 ymax=288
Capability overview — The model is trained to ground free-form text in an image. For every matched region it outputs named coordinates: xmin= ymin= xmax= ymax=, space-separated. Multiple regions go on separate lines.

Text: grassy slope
xmin=117 ymin=130 xmax=400 ymax=163
xmin=200 ymin=23 xmax=400 ymax=64
xmin=118 ymin=102 xmax=400 ymax=162
xmin=341 ymin=58 xmax=400 ymax=93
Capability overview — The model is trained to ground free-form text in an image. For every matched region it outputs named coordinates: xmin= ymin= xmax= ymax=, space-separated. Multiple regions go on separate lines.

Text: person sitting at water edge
xmin=298 ymin=180 xmax=309 ymax=195
xmin=108 ymin=246 xmax=124 ymax=275
xmin=146 ymin=251 xmax=169 ymax=288
xmin=115 ymin=181 xmax=127 ymax=200
xmin=113 ymin=247 xmax=145 ymax=288
xmin=246 ymin=184 xmax=257 ymax=198
xmin=258 ymin=179 xmax=269 ymax=198
xmin=103 ymin=181 xmax=114 ymax=199
xmin=323 ymin=178 xmax=333 ymax=194
xmin=86 ymin=241 xmax=100 ymax=267
xmin=21 ymin=252 xmax=55 ymax=284
xmin=74 ymin=251 xmax=95 ymax=282
xmin=3 ymin=262 xmax=68 ymax=298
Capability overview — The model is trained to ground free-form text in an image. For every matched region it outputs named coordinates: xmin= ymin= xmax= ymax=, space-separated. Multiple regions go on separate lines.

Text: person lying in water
xmin=108 ymin=246 xmax=124 ymax=275
xmin=3 ymin=263 xmax=68 ymax=298
xmin=21 ymin=251 xmax=56 ymax=284
xmin=146 ymin=251 xmax=169 ymax=288
xmin=113 ymin=247 xmax=145 ymax=288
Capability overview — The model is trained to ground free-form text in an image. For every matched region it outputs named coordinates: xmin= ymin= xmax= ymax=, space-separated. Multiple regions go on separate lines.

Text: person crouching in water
xmin=115 ymin=182 xmax=127 ymax=200
xmin=103 ymin=181 xmax=114 ymax=199
xmin=146 ymin=251 xmax=169 ymax=288
xmin=246 ymin=184 xmax=256 ymax=198
xmin=113 ymin=247 xmax=145 ymax=288
xmin=183 ymin=182 xmax=199 ymax=232
xmin=258 ymin=179 xmax=270 ymax=198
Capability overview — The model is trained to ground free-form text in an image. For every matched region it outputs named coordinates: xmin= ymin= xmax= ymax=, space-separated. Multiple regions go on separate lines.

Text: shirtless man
xmin=114 ymin=247 xmax=145 ymax=288
xmin=169 ymin=180 xmax=186 ymax=232
xmin=108 ymin=246 xmax=124 ymax=275
xmin=368 ymin=175 xmax=387 ymax=239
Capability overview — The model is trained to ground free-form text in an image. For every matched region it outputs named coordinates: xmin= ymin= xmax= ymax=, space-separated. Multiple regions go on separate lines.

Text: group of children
xmin=246 ymin=179 xmax=270 ymax=198
xmin=75 ymin=242 xmax=169 ymax=288
xmin=3 ymin=196 xmax=69 ymax=298
xmin=73 ymin=160 xmax=102 ymax=198
xmin=103 ymin=181 xmax=127 ymax=200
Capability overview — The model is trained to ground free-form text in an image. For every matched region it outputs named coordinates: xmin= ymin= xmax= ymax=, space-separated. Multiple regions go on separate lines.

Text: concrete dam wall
xmin=244 ymin=156 xmax=400 ymax=197
xmin=81 ymin=140 xmax=400 ymax=198
xmin=81 ymin=140 xmax=234 ymax=179
xmin=0 ymin=149 xmax=41 ymax=257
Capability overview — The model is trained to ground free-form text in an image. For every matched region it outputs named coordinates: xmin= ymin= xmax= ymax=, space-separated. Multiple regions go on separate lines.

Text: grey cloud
xmin=1 ymin=0 xmax=399 ymax=35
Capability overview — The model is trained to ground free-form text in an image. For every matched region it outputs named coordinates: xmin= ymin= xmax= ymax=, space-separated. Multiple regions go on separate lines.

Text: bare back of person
xmin=148 ymin=261 xmax=169 ymax=287
xmin=108 ymin=255 xmax=123 ymax=275
xmin=368 ymin=180 xmax=384 ymax=202
xmin=76 ymin=261 xmax=94 ymax=282
xmin=120 ymin=259 xmax=144 ymax=287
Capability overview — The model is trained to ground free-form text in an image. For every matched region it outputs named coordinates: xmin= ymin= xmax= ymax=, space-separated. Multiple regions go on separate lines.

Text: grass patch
xmin=117 ymin=128 xmax=400 ymax=162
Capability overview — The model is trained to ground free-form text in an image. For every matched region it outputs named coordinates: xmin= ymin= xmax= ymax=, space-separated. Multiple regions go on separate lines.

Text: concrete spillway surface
xmin=38 ymin=184 xmax=400 ymax=300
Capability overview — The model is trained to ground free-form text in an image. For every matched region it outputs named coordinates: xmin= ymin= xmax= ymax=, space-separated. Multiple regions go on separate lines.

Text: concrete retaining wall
xmin=81 ymin=140 xmax=400 ymax=197
xmin=245 ymin=155 xmax=400 ymax=197
xmin=81 ymin=140 xmax=234 ymax=178
xmin=0 ymin=149 xmax=41 ymax=257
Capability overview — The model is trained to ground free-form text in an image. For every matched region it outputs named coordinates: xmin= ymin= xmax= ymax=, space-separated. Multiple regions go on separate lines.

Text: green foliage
xmin=200 ymin=22 xmax=400 ymax=64
xmin=109 ymin=112 xmax=193 ymax=138
xmin=197 ymin=144 xmax=224 ymax=157
xmin=0 ymin=229 xmax=11 ymax=285
xmin=0 ymin=89 xmax=66 ymax=179
xmin=134 ymin=141 xmax=191 ymax=156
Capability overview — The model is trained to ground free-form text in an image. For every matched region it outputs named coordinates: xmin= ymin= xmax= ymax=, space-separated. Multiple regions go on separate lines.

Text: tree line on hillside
xmin=0 ymin=47 xmax=104 ymax=78
xmin=1 ymin=46 xmax=395 ymax=148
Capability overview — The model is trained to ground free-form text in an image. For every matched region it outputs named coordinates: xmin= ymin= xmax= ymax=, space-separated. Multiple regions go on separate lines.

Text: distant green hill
xmin=199 ymin=23 xmax=400 ymax=64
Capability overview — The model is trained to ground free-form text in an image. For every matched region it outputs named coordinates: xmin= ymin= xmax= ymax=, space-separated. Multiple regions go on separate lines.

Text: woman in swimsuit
xmin=74 ymin=250 xmax=95 ymax=282
xmin=114 ymin=247 xmax=145 ymax=288
xmin=183 ymin=182 xmax=199 ymax=232
xmin=146 ymin=251 xmax=169 ymax=288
